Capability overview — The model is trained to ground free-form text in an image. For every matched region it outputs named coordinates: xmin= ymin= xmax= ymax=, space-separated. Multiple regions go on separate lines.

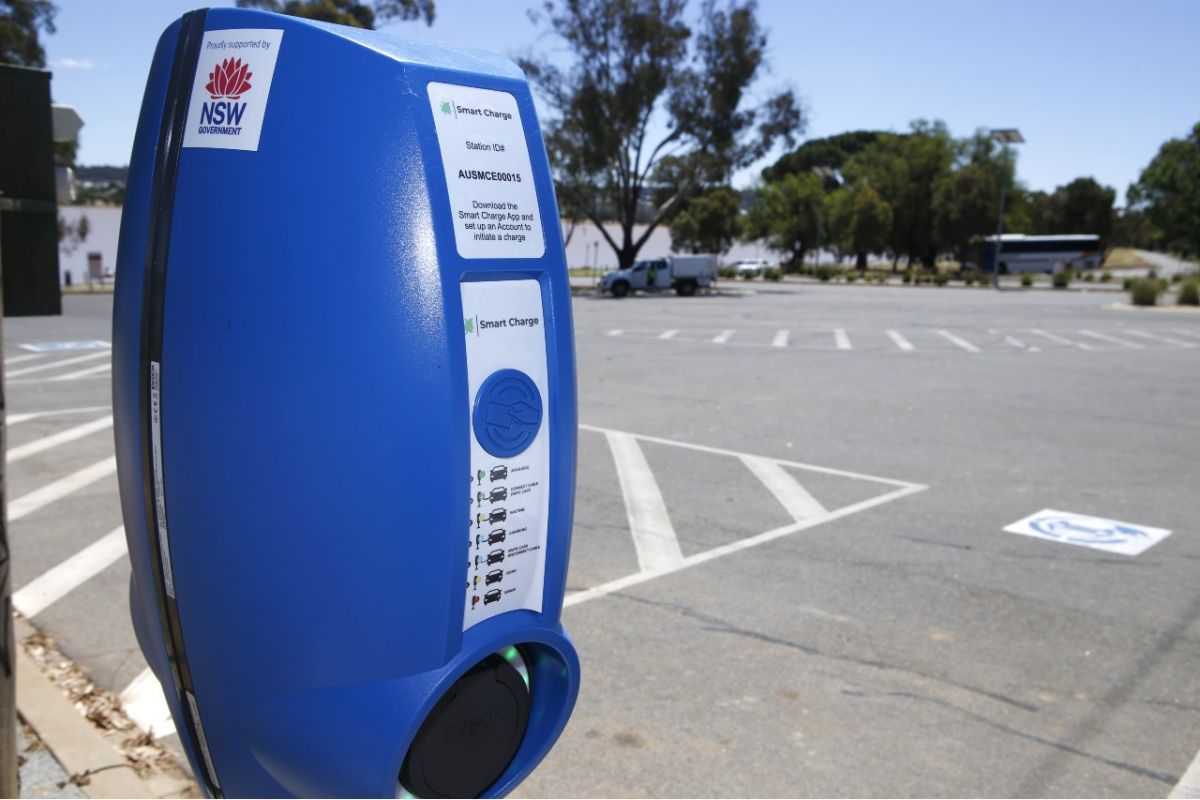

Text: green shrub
xmin=1052 ymin=270 xmax=1071 ymax=289
xmin=902 ymin=269 xmax=913 ymax=284
xmin=1021 ymin=273 xmax=1034 ymax=288
xmin=1179 ymin=279 xmax=1200 ymax=306
xmin=763 ymin=268 xmax=782 ymax=282
xmin=1122 ymin=277 xmax=1134 ymax=290
xmin=963 ymin=272 xmax=976 ymax=286
xmin=846 ymin=273 xmax=858 ymax=283
xmin=741 ymin=270 xmax=756 ymax=280
xmin=933 ymin=272 xmax=949 ymax=286
xmin=718 ymin=267 xmax=736 ymax=279
xmin=1083 ymin=272 xmax=1095 ymax=282
xmin=1171 ymin=272 xmax=1183 ymax=284
xmin=1131 ymin=278 xmax=1159 ymax=306
xmin=816 ymin=266 xmax=837 ymax=282
xmin=1101 ymin=271 xmax=1113 ymax=283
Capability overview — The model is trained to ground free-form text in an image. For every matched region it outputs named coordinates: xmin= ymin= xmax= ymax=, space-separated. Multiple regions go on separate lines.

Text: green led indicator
xmin=500 ymin=645 xmax=530 ymax=689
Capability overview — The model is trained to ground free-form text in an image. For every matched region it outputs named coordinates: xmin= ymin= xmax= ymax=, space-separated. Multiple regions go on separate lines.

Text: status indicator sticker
xmin=461 ymin=280 xmax=551 ymax=629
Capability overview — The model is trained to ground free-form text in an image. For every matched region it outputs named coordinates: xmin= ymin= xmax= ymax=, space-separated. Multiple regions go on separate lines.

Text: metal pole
xmin=814 ymin=182 xmax=824 ymax=271
xmin=0 ymin=216 xmax=16 ymax=799
xmin=992 ymin=142 xmax=1010 ymax=288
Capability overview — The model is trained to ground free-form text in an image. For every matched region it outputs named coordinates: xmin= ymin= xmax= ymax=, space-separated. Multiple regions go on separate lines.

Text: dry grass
xmin=1103 ymin=248 xmax=1154 ymax=270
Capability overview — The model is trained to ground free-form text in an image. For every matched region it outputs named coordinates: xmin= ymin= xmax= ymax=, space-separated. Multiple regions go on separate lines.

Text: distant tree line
xmin=675 ymin=118 xmax=1200 ymax=269
xmin=1125 ymin=122 xmax=1200 ymax=257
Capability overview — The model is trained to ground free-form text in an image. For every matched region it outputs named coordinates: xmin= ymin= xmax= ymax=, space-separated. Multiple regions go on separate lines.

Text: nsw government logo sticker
xmin=183 ymin=28 xmax=283 ymax=152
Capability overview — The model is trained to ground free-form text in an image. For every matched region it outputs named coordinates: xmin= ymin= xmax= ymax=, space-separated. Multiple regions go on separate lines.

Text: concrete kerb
xmin=1105 ymin=301 xmax=1200 ymax=314
xmin=13 ymin=616 xmax=194 ymax=799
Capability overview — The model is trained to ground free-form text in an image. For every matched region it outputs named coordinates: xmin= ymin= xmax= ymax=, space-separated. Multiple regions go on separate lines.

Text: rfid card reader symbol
xmin=473 ymin=369 xmax=542 ymax=458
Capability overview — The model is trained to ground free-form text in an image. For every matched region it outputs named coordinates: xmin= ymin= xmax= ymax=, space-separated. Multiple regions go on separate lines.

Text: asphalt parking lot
xmin=7 ymin=284 xmax=1200 ymax=797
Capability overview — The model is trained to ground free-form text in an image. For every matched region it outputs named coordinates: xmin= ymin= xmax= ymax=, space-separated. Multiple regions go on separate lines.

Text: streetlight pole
xmin=812 ymin=167 xmax=836 ymax=272
xmin=989 ymin=129 xmax=1024 ymax=288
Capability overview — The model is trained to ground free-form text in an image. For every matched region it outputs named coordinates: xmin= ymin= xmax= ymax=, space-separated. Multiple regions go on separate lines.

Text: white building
xmin=561 ymin=220 xmax=785 ymax=269
xmin=55 ymin=207 xmax=790 ymax=285
xmin=57 ymin=205 xmax=121 ymax=286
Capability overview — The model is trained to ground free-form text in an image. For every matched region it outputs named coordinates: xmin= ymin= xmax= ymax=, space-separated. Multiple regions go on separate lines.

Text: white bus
xmin=982 ymin=234 xmax=1102 ymax=274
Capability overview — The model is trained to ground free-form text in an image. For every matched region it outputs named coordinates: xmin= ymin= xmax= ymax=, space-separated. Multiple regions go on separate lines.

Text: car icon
xmin=487 ymin=508 xmax=506 ymax=524
xmin=487 ymin=529 xmax=506 ymax=545
xmin=483 ymin=589 xmax=502 ymax=605
xmin=486 ymin=569 xmax=504 ymax=585
xmin=487 ymin=549 xmax=505 ymax=565
xmin=490 ymin=465 xmax=508 ymax=482
xmin=489 ymin=487 xmax=507 ymax=503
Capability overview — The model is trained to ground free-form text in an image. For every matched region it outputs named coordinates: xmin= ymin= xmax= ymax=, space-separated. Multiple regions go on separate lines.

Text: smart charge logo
xmin=198 ymin=58 xmax=252 ymax=135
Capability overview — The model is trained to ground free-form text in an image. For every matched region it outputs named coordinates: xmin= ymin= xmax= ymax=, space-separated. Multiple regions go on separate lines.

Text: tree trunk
xmin=791 ymin=245 xmax=807 ymax=274
xmin=891 ymin=253 xmax=900 ymax=272
xmin=617 ymin=245 xmax=638 ymax=270
xmin=856 ymin=252 xmax=868 ymax=271
xmin=561 ymin=218 xmax=578 ymax=249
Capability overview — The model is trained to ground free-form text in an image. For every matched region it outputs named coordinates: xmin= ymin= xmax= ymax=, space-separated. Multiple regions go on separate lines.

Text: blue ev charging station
xmin=112 ymin=8 xmax=579 ymax=797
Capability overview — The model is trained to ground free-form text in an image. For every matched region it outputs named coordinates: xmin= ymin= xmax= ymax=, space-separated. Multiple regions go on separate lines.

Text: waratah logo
xmin=198 ymin=58 xmax=252 ymax=134
xmin=206 ymin=58 xmax=253 ymax=99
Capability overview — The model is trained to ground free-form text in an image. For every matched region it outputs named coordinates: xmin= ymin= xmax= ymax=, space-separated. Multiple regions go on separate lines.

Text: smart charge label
xmin=462 ymin=280 xmax=550 ymax=629
xmin=428 ymin=82 xmax=545 ymax=259
xmin=183 ymin=29 xmax=283 ymax=151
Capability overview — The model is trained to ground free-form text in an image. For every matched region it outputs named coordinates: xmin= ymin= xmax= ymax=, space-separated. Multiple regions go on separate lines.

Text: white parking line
xmin=1171 ymin=745 xmax=1200 ymax=799
xmin=7 ymin=405 xmax=112 ymax=426
xmin=936 ymin=329 xmax=980 ymax=353
xmin=565 ymin=482 xmax=925 ymax=609
xmin=9 ymin=456 xmax=118 ymax=522
xmin=833 ymin=328 xmax=852 ymax=350
xmin=1172 ymin=328 xmax=1200 ymax=340
xmin=49 ymin=362 xmax=113 ymax=381
xmin=8 ymin=374 xmax=112 ymax=387
xmin=7 ymin=415 xmax=113 ymax=464
xmin=120 ymin=668 xmax=176 ymax=740
xmin=582 ymin=423 xmax=920 ymax=487
xmin=605 ymin=431 xmax=685 ymax=573
xmin=606 ymin=329 xmax=623 ymax=337
xmin=5 ymin=353 xmax=47 ymax=366
xmin=712 ymin=329 xmax=735 ymax=344
xmin=1031 ymin=329 xmax=1094 ymax=350
xmin=1125 ymin=329 xmax=1195 ymax=348
xmin=1079 ymin=329 xmax=1145 ymax=349
xmin=772 ymin=330 xmax=789 ymax=348
xmin=886 ymin=330 xmax=914 ymax=351
xmin=12 ymin=526 xmax=127 ymax=618
xmin=740 ymin=455 xmax=828 ymax=521
xmin=1001 ymin=334 xmax=1039 ymax=353
xmin=5 ymin=350 xmax=110 ymax=378
xmin=658 ymin=329 xmax=679 ymax=340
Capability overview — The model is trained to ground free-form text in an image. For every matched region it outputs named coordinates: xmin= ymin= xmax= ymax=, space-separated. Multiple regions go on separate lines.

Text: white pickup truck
xmin=599 ymin=254 xmax=718 ymax=298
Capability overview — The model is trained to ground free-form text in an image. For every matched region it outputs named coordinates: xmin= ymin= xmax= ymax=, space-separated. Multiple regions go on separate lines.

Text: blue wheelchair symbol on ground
xmin=1028 ymin=515 xmax=1147 ymax=546
xmin=1005 ymin=508 xmax=1171 ymax=556
xmin=473 ymin=369 xmax=542 ymax=458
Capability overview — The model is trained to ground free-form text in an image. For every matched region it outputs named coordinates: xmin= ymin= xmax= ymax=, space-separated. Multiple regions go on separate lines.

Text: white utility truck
xmin=599 ymin=254 xmax=718 ymax=298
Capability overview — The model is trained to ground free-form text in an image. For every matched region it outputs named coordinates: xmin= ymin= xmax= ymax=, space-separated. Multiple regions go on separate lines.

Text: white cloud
xmin=54 ymin=57 xmax=96 ymax=70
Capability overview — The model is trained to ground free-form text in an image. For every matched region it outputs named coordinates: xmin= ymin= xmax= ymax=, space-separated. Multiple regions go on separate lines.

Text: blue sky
xmin=44 ymin=0 xmax=1200 ymax=204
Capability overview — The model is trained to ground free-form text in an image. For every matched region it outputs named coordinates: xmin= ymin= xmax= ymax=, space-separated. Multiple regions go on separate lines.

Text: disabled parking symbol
xmin=1004 ymin=508 xmax=1171 ymax=556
